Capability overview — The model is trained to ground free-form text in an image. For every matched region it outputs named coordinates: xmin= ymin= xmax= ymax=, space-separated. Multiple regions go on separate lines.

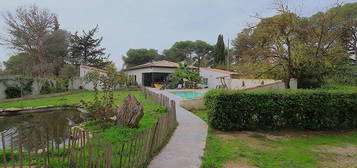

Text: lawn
xmin=0 ymin=90 xmax=165 ymax=144
xmin=192 ymin=110 xmax=357 ymax=168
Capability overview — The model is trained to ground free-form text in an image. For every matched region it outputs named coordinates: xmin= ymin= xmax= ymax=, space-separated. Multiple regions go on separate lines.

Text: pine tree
xmin=214 ymin=34 xmax=226 ymax=66
xmin=68 ymin=25 xmax=109 ymax=68
xmin=53 ymin=16 xmax=60 ymax=31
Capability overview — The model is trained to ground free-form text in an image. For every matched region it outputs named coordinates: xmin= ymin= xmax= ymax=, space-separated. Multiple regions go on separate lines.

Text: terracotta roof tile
xmin=200 ymin=67 xmax=238 ymax=75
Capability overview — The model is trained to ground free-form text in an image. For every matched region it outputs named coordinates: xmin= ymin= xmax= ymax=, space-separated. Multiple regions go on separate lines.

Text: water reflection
xmin=0 ymin=110 xmax=85 ymax=150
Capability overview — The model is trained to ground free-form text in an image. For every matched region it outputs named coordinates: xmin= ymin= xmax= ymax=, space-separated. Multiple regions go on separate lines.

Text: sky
xmin=0 ymin=0 xmax=356 ymax=69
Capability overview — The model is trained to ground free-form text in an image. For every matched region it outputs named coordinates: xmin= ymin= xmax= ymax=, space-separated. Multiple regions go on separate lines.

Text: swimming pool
xmin=174 ymin=92 xmax=203 ymax=99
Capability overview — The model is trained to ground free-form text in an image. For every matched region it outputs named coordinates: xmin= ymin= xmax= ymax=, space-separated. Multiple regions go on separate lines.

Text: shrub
xmin=204 ymin=88 xmax=357 ymax=131
xmin=5 ymin=87 xmax=21 ymax=98
xmin=40 ymin=80 xmax=55 ymax=94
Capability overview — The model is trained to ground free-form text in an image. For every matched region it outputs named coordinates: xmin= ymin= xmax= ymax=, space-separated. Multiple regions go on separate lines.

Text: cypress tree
xmin=214 ymin=34 xmax=226 ymax=65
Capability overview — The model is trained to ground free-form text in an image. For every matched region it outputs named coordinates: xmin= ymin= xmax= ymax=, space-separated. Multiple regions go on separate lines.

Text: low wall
xmin=0 ymin=75 xmax=43 ymax=99
xmin=227 ymin=78 xmax=283 ymax=90
xmin=179 ymin=79 xmax=298 ymax=111
xmin=244 ymin=79 xmax=298 ymax=91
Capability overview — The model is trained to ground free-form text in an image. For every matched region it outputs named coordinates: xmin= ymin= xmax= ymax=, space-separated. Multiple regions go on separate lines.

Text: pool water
xmin=175 ymin=92 xmax=203 ymax=99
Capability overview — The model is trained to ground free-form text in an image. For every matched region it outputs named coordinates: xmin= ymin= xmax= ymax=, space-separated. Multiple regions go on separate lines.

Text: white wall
xmin=79 ymin=67 xmax=107 ymax=90
xmin=199 ymin=69 xmax=232 ymax=89
xmin=245 ymin=79 xmax=298 ymax=90
xmin=226 ymin=79 xmax=278 ymax=90
xmin=125 ymin=67 xmax=176 ymax=85
xmin=199 ymin=68 xmax=298 ymax=90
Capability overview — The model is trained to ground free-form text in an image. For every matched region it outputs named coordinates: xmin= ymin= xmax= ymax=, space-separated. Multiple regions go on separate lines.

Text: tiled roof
xmin=125 ymin=60 xmax=179 ymax=70
xmin=200 ymin=67 xmax=238 ymax=75
xmin=80 ymin=65 xmax=107 ymax=73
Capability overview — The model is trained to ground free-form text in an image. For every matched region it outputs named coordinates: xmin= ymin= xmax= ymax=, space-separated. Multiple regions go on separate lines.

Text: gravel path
xmin=148 ymin=88 xmax=208 ymax=168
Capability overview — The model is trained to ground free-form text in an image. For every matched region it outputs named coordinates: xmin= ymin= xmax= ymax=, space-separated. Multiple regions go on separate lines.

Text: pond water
xmin=174 ymin=92 xmax=203 ymax=99
xmin=0 ymin=110 xmax=85 ymax=149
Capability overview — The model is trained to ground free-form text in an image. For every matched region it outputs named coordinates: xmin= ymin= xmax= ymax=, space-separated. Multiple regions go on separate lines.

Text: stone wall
xmin=0 ymin=75 xmax=43 ymax=99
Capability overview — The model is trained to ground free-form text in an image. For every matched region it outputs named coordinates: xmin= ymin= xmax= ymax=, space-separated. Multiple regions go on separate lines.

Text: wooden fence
xmin=0 ymin=88 xmax=177 ymax=168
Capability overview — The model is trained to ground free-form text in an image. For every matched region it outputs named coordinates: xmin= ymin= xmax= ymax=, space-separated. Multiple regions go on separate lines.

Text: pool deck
xmin=147 ymin=88 xmax=208 ymax=168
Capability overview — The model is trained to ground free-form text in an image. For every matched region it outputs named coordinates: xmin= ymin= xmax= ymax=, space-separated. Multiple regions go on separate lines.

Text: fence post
xmin=1 ymin=133 xmax=7 ymax=168
xmin=148 ymin=121 xmax=160 ymax=156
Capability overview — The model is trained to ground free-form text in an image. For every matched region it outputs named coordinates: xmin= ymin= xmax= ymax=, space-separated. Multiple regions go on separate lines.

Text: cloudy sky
xmin=0 ymin=0 xmax=356 ymax=69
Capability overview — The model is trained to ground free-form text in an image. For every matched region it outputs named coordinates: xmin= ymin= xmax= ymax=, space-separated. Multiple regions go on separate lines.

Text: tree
xmin=168 ymin=63 xmax=201 ymax=89
xmin=82 ymin=63 xmax=126 ymax=128
xmin=1 ymin=5 xmax=57 ymax=76
xmin=53 ymin=16 xmax=60 ymax=31
xmin=123 ymin=49 xmax=160 ymax=68
xmin=59 ymin=64 xmax=79 ymax=79
xmin=325 ymin=2 xmax=357 ymax=56
xmin=164 ymin=40 xmax=214 ymax=67
xmin=43 ymin=29 xmax=71 ymax=75
xmin=163 ymin=41 xmax=196 ymax=63
xmin=3 ymin=53 xmax=34 ymax=75
xmin=253 ymin=12 xmax=303 ymax=88
xmin=68 ymin=25 xmax=109 ymax=69
xmin=232 ymin=2 xmax=351 ymax=88
xmin=300 ymin=3 xmax=351 ymax=87
xmin=193 ymin=40 xmax=214 ymax=68
xmin=213 ymin=35 xmax=226 ymax=67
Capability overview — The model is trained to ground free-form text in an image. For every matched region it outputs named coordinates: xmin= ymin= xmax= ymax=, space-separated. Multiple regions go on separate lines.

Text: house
xmin=124 ymin=60 xmax=298 ymax=90
xmin=123 ymin=60 xmax=239 ymax=88
xmin=124 ymin=60 xmax=180 ymax=86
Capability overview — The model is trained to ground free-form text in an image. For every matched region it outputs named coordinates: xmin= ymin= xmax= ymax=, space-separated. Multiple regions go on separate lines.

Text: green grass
xmin=0 ymin=90 xmax=164 ymax=144
xmin=0 ymin=91 xmax=153 ymax=108
xmin=192 ymin=110 xmax=357 ymax=168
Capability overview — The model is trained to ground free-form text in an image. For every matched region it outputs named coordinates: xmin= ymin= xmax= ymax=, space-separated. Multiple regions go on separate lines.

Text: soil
xmin=316 ymin=144 xmax=357 ymax=168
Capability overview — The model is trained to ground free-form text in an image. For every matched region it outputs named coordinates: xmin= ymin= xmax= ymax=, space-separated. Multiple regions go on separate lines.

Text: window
xmin=203 ymin=78 xmax=208 ymax=85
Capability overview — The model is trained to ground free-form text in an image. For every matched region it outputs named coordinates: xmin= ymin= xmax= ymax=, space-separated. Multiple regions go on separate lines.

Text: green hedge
xmin=204 ymin=88 xmax=357 ymax=131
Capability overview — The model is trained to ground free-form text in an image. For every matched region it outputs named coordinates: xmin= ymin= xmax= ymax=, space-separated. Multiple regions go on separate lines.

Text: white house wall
xmin=199 ymin=69 xmax=232 ymax=89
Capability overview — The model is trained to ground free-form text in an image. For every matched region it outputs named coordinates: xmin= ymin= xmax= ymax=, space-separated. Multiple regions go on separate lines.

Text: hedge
xmin=204 ymin=88 xmax=357 ymax=131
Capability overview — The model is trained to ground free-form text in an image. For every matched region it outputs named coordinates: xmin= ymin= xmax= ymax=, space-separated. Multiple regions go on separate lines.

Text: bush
xmin=40 ymin=80 xmax=55 ymax=94
xmin=5 ymin=87 xmax=21 ymax=98
xmin=204 ymin=88 xmax=357 ymax=131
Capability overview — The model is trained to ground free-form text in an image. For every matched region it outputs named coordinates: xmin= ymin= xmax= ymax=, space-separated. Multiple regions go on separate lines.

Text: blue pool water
xmin=174 ymin=92 xmax=203 ymax=99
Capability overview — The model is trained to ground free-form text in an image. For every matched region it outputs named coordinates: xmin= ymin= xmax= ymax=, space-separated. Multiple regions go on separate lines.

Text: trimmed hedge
xmin=204 ymin=88 xmax=357 ymax=131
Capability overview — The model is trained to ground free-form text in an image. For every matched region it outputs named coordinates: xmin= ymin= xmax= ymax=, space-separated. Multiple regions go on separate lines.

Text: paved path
xmin=148 ymin=88 xmax=208 ymax=168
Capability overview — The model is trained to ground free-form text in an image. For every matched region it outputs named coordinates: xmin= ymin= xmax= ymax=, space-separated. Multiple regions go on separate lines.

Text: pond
xmin=0 ymin=110 xmax=86 ymax=149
